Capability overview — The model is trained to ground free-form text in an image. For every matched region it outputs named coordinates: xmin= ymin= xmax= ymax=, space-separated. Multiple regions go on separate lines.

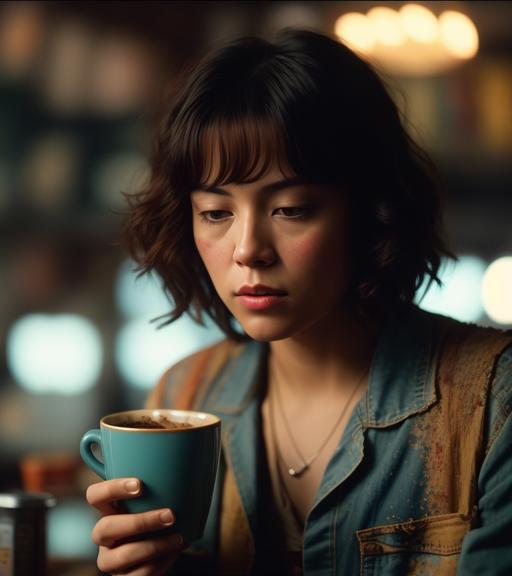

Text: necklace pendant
xmin=288 ymin=452 xmax=319 ymax=478
xmin=288 ymin=465 xmax=307 ymax=478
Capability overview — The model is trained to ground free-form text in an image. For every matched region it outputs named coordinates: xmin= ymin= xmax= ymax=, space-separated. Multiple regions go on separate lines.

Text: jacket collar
xmin=205 ymin=306 xmax=436 ymax=427
xmin=204 ymin=338 xmax=266 ymax=415
xmin=362 ymin=306 xmax=437 ymax=428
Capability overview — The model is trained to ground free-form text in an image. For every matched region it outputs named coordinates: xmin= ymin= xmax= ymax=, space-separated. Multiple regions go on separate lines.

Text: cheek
xmin=194 ymin=236 xmax=227 ymax=270
xmin=283 ymin=231 xmax=333 ymax=268
xmin=282 ymin=228 xmax=353 ymax=289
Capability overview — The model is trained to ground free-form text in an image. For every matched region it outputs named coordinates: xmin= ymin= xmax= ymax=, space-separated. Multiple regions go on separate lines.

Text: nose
xmin=233 ymin=217 xmax=275 ymax=268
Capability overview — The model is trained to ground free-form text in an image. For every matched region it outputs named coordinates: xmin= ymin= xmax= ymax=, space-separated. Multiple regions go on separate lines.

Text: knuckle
xmin=91 ymin=525 xmax=101 ymax=547
xmin=152 ymin=535 xmax=174 ymax=555
xmin=98 ymin=546 xmax=129 ymax=574
xmin=92 ymin=516 xmax=115 ymax=547
xmin=96 ymin=533 xmax=173 ymax=574
xmin=113 ymin=545 xmax=134 ymax=570
xmin=91 ymin=525 xmax=107 ymax=547
xmin=96 ymin=550 xmax=113 ymax=573
xmin=136 ymin=512 xmax=159 ymax=534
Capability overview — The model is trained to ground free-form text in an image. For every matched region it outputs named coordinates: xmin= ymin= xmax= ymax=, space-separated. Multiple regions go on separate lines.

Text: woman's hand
xmin=86 ymin=478 xmax=187 ymax=576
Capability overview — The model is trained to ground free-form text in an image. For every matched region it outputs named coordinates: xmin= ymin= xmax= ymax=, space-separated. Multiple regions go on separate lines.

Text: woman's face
xmin=191 ymin=166 xmax=354 ymax=342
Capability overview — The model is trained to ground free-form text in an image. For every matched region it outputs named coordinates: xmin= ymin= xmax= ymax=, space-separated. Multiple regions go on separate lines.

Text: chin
xmin=236 ymin=317 xmax=300 ymax=343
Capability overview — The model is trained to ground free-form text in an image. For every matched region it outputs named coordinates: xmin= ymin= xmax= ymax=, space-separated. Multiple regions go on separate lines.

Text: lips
xmin=236 ymin=284 xmax=287 ymax=296
xmin=236 ymin=285 xmax=287 ymax=310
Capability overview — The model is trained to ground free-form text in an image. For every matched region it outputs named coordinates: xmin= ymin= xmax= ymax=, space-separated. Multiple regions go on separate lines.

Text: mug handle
xmin=80 ymin=429 xmax=106 ymax=479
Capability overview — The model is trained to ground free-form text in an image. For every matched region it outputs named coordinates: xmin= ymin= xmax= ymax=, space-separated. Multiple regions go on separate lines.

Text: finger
xmin=92 ymin=508 xmax=177 ymax=547
xmin=116 ymin=550 xmax=180 ymax=576
xmin=97 ymin=533 xmax=185 ymax=574
xmin=86 ymin=478 xmax=142 ymax=516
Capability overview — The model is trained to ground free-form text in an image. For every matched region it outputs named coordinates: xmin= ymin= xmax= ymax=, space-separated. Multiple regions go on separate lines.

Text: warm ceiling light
xmin=335 ymin=6 xmax=478 ymax=76
xmin=367 ymin=7 xmax=405 ymax=46
xmin=334 ymin=12 xmax=376 ymax=52
xmin=439 ymin=10 xmax=479 ymax=59
xmin=398 ymin=4 xmax=439 ymax=43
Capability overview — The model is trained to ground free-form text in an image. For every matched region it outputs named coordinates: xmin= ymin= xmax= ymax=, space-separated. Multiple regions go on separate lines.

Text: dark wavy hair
xmin=120 ymin=28 xmax=453 ymax=340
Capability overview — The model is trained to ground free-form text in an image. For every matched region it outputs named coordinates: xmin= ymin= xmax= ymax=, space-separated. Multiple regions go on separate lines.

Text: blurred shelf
xmin=48 ymin=558 xmax=98 ymax=576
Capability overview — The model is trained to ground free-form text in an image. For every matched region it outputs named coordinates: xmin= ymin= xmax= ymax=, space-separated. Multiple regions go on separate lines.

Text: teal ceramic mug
xmin=80 ymin=409 xmax=221 ymax=542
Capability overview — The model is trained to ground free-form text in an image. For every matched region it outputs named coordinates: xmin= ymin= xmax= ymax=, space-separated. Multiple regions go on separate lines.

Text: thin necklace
xmin=270 ymin=364 xmax=369 ymax=478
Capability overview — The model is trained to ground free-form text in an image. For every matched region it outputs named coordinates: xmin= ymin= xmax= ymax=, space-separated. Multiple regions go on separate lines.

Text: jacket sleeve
xmin=144 ymin=339 xmax=239 ymax=410
xmin=457 ymin=346 xmax=512 ymax=575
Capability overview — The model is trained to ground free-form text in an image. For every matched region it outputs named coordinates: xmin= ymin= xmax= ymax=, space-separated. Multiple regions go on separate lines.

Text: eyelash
xmin=199 ymin=207 xmax=313 ymax=225
xmin=275 ymin=207 xmax=312 ymax=220
xmin=199 ymin=211 xmax=231 ymax=225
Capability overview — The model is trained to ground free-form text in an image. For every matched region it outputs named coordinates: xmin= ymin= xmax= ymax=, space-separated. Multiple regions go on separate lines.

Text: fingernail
xmin=159 ymin=510 xmax=175 ymax=525
xmin=168 ymin=533 xmax=183 ymax=546
xmin=125 ymin=480 xmax=140 ymax=494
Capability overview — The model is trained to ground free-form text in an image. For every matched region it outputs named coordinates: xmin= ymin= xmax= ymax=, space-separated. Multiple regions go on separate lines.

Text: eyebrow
xmin=192 ymin=176 xmax=310 ymax=196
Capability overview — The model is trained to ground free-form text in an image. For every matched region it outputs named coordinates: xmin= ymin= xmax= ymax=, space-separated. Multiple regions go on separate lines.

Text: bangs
xmin=193 ymin=116 xmax=290 ymax=187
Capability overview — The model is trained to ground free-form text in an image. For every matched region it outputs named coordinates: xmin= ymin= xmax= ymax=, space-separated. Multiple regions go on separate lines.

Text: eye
xmin=200 ymin=210 xmax=232 ymax=224
xmin=274 ymin=206 xmax=311 ymax=219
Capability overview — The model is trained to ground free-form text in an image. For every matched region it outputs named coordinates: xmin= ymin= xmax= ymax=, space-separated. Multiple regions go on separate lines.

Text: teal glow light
xmin=6 ymin=314 xmax=103 ymax=394
xmin=416 ymin=256 xmax=486 ymax=322
xmin=114 ymin=260 xmax=224 ymax=389
xmin=482 ymin=256 xmax=512 ymax=325
xmin=114 ymin=259 xmax=170 ymax=318
xmin=116 ymin=315 xmax=224 ymax=389
xmin=48 ymin=500 xmax=98 ymax=558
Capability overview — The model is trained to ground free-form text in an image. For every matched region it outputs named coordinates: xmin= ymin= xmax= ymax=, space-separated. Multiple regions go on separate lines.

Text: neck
xmin=268 ymin=303 xmax=380 ymax=399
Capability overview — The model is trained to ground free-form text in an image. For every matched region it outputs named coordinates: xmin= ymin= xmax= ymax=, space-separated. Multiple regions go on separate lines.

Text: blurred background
xmin=0 ymin=1 xmax=511 ymax=573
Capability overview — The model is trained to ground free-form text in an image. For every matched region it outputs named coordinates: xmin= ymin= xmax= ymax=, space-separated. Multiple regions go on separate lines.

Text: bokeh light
xmin=334 ymin=13 xmax=376 ymax=52
xmin=115 ymin=259 xmax=170 ymax=319
xmin=334 ymin=6 xmax=478 ymax=76
xmin=48 ymin=500 xmax=98 ymax=558
xmin=88 ymin=33 xmax=159 ymax=115
xmin=116 ymin=316 xmax=224 ymax=389
xmin=21 ymin=132 xmax=80 ymax=210
xmin=114 ymin=259 xmax=224 ymax=389
xmin=6 ymin=314 xmax=103 ymax=394
xmin=439 ymin=11 xmax=479 ymax=59
xmin=367 ymin=7 xmax=405 ymax=47
xmin=0 ymin=2 xmax=45 ymax=72
xmin=482 ymin=257 xmax=512 ymax=325
xmin=398 ymin=4 xmax=438 ymax=43
xmin=39 ymin=20 xmax=92 ymax=114
xmin=416 ymin=256 xmax=486 ymax=323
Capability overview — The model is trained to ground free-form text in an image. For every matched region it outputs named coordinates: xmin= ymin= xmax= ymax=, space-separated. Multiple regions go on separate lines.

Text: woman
xmin=86 ymin=29 xmax=512 ymax=575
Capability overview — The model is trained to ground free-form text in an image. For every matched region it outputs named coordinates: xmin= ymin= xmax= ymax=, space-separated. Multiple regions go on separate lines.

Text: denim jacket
xmin=147 ymin=307 xmax=512 ymax=575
